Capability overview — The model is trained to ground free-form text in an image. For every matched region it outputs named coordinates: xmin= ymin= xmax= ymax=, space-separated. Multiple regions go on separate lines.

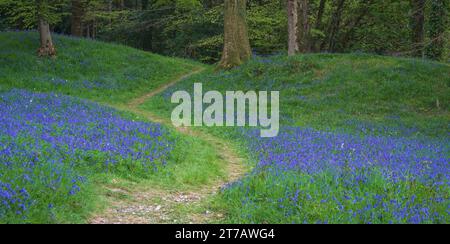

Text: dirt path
xmin=90 ymin=68 xmax=246 ymax=224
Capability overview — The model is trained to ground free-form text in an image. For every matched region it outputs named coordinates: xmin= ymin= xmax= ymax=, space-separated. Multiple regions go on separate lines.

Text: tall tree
xmin=37 ymin=0 xmax=56 ymax=57
xmin=410 ymin=0 xmax=426 ymax=57
xmin=218 ymin=0 xmax=251 ymax=69
xmin=0 ymin=0 xmax=64 ymax=56
xmin=287 ymin=0 xmax=299 ymax=56
xmin=298 ymin=0 xmax=310 ymax=52
xmin=426 ymin=0 xmax=448 ymax=60
xmin=71 ymin=0 xmax=83 ymax=37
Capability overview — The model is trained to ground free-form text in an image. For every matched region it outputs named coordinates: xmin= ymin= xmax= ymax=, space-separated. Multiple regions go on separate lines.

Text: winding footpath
xmin=90 ymin=68 xmax=246 ymax=224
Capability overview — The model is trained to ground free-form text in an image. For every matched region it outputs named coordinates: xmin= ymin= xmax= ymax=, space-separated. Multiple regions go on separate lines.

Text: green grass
xmin=213 ymin=168 xmax=449 ymax=224
xmin=1 ymin=31 xmax=449 ymax=223
xmin=142 ymin=53 xmax=449 ymax=138
xmin=130 ymin=126 xmax=226 ymax=190
xmin=0 ymin=31 xmax=203 ymax=103
xmin=141 ymin=53 xmax=450 ymax=224
xmin=0 ymin=32 xmax=222 ymax=223
xmin=0 ymin=96 xmax=225 ymax=224
xmin=102 ymin=109 xmax=227 ymax=190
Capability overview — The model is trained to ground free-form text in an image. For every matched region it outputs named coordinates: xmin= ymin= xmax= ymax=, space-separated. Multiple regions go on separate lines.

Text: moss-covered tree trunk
xmin=288 ymin=0 xmax=299 ymax=56
xmin=218 ymin=0 xmax=251 ymax=69
xmin=37 ymin=18 xmax=56 ymax=57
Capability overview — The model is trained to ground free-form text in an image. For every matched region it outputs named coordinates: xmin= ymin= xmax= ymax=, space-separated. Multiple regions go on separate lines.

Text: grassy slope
xmin=1 ymin=31 xmax=449 ymax=223
xmin=143 ymin=53 xmax=449 ymax=138
xmin=0 ymin=32 xmax=222 ymax=192
xmin=0 ymin=32 xmax=223 ymax=223
xmin=0 ymin=31 xmax=202 ymax=103
xmin=141 ymin=54 xmax=450 ymax=223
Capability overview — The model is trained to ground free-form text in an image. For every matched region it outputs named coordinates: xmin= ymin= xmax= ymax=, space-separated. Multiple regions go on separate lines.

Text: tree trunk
xmin=322 ymin=0 xmax=345 ymax=52
xmin=93 ymin=19 xmax=97 ymax=39
xmin=298 ymin=0 xmax=310 ymax=52
xmin=218 ymin=0 xmax=252 ymax=69
xmin=37 ymin=18 xmax=56 ymax=57
xmin=287 ymin=0 xmax=299 ymax=56
xmin=312 ymin=0 xmax=326 ymax=51
xmin=108 ymin=0 xmax=113 ymax=27
xmin=86 ymin=24 xmax=91 ymax=38
xmin=410 ymin=0 xmax=426 ymax=57
xmin=71 ymin=0 xmax=83 ymax=37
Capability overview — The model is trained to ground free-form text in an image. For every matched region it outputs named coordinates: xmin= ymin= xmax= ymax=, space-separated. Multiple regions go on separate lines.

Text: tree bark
xmin=86 ymin=24 xmax=91 ymax=38
xmin=410 ymin=0 xmax=426 ymax=57
xmin=298 ymin=0 xmax=310 ymax=52
xmin=93 ymin=19 xmax=97 ymax=39
xmin=218 ymin=0 xmax=252 ymax=69
xmin=71 ymin=0 xmax=83 ymax=37
xmin=288 ymin=0 xmax=299 ymax=56
xmin=38 ymin=18 xmax=56 ymax=57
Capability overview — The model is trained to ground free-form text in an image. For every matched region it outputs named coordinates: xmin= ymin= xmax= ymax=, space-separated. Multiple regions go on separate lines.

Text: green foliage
xmin=426 ymin=0 xmax=449 ymax=61
xmin=349 ymin=0 xmax=412 ymax=54
xmin=0 ymin=31 xmax=200 ymax=103
xmin=154 ymin=1 xmax=287 ymax=62
xmin=85 ymin=0 xmax=449 ymax=62
xmin=2 ymin=0 xmax=448 ymax=62
xmin=155 ymin=0 xmax=202 ymax=10
xmin=247 ymin=1 xmax=286 ymax=54
xmin=0 ymin=0 xmax=69 ymax=28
